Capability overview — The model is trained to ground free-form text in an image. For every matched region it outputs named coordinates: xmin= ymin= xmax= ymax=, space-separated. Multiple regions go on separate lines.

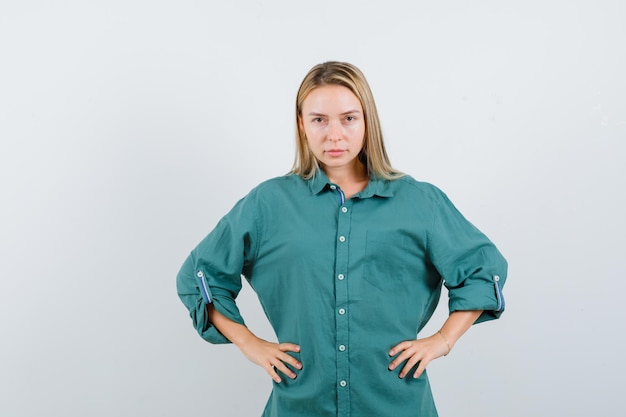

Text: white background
xmin=1 ymin=1 xmax=625 ymax=416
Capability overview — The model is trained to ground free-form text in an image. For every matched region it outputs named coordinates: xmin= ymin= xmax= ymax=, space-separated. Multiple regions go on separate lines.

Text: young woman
xmin=177 ymin=61 xmax=508 ymax=417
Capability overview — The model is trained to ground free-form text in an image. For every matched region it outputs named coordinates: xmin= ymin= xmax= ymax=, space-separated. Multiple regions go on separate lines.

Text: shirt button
xmin=337 ymin=274 xmax=344 ymax=280
xmin=494 ymin=275 xmax=500 ymax=282
xmin=341 ymin=207 xmax=348 ymax=213
xmin=330 ymin=185 xmax=337 ymax=190
xmin=339 ymin=345 xmax=346 ymax=352
xmin=339 ymin=236 xmax=346 ymax=242
xmin=338 ymin=308 xmax=346 ymax=315
xmin=339 ymin=380 xmax=347 ymax=387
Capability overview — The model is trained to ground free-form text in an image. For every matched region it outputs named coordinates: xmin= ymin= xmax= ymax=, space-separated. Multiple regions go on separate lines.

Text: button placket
xmin=333 ymin=190 xmax=352 ymax=413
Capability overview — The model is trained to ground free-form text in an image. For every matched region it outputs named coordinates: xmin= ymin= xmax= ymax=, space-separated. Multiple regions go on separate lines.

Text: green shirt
xmin=177 ymin=171 xmax=507 ymax=417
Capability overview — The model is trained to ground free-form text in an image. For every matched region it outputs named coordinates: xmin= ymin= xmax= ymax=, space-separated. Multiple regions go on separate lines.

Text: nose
xmin=327 ymin=120 xmax=342 ymax=142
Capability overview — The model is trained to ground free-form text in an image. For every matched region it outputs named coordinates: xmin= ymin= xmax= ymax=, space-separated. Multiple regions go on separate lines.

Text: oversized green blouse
xmin=177 ymin=171 xmax=507 ymax=417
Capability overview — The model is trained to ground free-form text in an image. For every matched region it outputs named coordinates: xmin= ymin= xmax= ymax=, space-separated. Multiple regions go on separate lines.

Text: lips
xmin=325 ymin=149 xmax=346 ymax=157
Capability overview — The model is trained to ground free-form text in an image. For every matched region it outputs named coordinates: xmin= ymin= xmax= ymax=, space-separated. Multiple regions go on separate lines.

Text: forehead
xmin=302 ymin=85 xmax=362 ymax=113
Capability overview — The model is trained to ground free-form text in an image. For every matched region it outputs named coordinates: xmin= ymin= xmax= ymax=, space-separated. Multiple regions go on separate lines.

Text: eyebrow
xmin=307 ymin=110 xmax=362 ymax=117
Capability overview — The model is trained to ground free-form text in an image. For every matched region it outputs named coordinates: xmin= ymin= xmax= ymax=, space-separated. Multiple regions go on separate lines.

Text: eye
xmin=312 ymin=117 xmax=324 ymax=123
xmin=345 ymin=115 xmax=355 ymax=122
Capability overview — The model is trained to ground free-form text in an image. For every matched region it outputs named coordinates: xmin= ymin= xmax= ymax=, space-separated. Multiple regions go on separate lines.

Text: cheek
xmin=304 ymin=130 xmax=321 ymax=145
xmin=352 ymin=125 xmax=366 ymax=144
xmin=303 ymin=133 xmax=318 ymax=150
xmin=302 ymin=124 xmax=316 ymax=141
xmin=307 ymin=139 xmax=323 ymax=154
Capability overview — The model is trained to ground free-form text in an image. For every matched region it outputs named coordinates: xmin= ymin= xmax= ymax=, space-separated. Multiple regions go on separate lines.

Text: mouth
xmin=325 ymin=149 xmax=346 ymax=157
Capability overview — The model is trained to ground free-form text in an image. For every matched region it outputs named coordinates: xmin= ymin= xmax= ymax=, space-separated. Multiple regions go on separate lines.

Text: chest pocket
xmin=364 ymin=230 xmax=417 ymax=292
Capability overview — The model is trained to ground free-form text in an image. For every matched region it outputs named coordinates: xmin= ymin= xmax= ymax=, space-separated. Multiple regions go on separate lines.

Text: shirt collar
xmin=308 ymin=169 xmax=331 ymax=195
xmin=307 ymin=170 xmax=394 ymax=199
xmin=361 ymin=175 xmax=394 ymax=198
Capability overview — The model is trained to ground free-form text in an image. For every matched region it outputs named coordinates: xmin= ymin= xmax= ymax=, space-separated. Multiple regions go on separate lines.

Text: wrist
xmin=437 ymin=330 xmax=452 ymax=356
xmin=231 ymin=328 xmax=259 ymax=349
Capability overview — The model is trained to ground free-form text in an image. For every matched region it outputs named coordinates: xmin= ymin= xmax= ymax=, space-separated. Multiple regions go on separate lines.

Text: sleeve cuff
xmin=448 ymin=274 xmax=506 ymax=324
xmin=177 ymin=258 xmax=245 ymax=344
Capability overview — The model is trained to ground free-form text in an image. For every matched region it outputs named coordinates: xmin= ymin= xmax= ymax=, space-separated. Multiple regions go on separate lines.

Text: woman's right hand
xmin=238 ymin=336 xmax=302 ymax=383
xmin=207 ymin=304 xmax=301 ymax=383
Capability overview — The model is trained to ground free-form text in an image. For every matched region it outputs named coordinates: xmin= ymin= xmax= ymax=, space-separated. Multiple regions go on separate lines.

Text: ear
xmin=297 ymin=115 xmax=304 ymax=133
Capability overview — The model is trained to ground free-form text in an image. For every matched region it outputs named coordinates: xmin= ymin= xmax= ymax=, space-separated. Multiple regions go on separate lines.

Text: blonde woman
xmin=177 ymin=61 xmax=508 ymax=417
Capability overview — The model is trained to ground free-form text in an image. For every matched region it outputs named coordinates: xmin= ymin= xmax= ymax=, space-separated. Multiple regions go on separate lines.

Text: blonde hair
xmin=290 ymin=61 xmax=404 ymax=180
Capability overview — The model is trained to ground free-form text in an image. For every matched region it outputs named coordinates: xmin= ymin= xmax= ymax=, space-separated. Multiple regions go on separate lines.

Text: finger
xmin=272 ymin=360 xmax=298 ymax=380
xmin=388 ymin=346 xmax=416 ymax=371
xmin=278 ymin=351 xmax=303 ymax=370
xmin=412 ymin=358 xmax=429 ymax=379
xmin=399 ymin=355 xmax=422 ymax=379
xmin=267 ymin=365 xmax=282 ymax=383
xmin=388 ymin=341 xmax=411 ymax=357
xmin=279 ymin=343 xmax=301 ymax=353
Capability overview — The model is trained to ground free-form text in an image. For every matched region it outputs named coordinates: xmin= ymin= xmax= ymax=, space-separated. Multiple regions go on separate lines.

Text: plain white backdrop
xmin=1 ymin=1 xmax=625 ymax=416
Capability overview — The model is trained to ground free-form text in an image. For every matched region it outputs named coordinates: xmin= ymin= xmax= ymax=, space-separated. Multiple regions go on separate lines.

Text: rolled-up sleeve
xmin=428 ymin=190 xmax=508 ymax=324
xmin=176 ymin=192 xmax=259 ymax=344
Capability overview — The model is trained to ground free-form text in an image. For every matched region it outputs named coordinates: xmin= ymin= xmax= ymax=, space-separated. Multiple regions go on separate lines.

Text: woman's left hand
xmin=388 ymin=333 xmax=450 ymax=379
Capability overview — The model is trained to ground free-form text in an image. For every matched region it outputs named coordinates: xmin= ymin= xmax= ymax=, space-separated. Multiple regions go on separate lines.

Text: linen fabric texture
xmin=177 ymin=171 xmax=508 ymax=417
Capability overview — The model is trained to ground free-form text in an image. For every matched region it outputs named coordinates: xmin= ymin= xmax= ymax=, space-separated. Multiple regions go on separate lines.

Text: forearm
xmin=388 ymin=309 xmax=484 ymax=378
xmin=207 ymin=304 xmax=257 ymax=348
xmin=207 ymin=304 xmax=302 ymax=383
xmin=438 ymin=310 xmax=483 ymax=352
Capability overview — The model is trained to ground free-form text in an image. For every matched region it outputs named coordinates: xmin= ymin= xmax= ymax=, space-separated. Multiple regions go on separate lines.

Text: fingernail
xmin=297 ymin=363 xmax=303 ymax=369
xmin=389 ymin=350 xmax=394 ymax=356
xmin=388 ymin=364 xmax=395 ymax=370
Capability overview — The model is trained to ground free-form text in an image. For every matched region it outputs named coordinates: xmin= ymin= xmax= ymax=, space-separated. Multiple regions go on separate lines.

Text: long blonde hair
xmin=290 ymin=61 xmax=403 ymax=180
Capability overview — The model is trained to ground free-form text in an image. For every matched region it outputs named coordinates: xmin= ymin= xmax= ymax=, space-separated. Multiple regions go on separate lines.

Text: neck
xmin=323 ymin=162 xmax=368 ymax=199
xmin=324 ymin=161 xmax=367 ymax=183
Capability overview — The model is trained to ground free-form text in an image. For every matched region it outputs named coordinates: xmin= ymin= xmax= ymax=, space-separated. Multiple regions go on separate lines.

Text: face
xmin=299 ymin=85 xmax=366 ymax=174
